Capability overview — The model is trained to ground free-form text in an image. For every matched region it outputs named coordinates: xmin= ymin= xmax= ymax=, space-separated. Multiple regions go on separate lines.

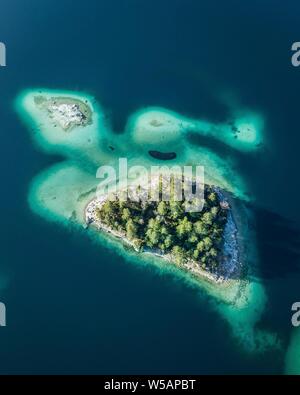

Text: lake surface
xmin=0 ymin=0 xmax=300 ymax=374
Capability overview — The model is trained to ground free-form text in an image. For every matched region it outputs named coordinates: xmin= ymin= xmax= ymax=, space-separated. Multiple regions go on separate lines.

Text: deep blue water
xmin=0 ymin=0 xmax=300 ymax=374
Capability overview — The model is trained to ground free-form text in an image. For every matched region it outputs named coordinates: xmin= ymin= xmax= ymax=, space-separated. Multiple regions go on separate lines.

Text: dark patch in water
xmin=253 ymin=206 xmax=300 ymax=280
xmin=187 ymin=131 xmax=236 ymax=159
xmin=148 ymin=150 xmax=177 ymax=160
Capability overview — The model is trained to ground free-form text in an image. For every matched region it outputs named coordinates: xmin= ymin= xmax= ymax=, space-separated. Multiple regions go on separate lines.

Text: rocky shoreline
xmin=213 ymin=187 xmax=243 ymax=280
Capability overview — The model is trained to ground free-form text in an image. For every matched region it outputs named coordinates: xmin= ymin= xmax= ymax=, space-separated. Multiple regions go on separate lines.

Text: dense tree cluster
xmin=95 ymin=186 xmax=228 ymax=272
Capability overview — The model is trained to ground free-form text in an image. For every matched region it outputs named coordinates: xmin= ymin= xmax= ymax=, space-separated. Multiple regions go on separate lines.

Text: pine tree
xmin=121 ymin=208 xmax=131 ymax=222
xmin=157 ymin=201 xmax=168 ymax=216
xmin=126 ymin=218 xmax=137 ymax=240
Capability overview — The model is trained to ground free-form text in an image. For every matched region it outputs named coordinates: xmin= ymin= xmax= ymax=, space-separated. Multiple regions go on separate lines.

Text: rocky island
xmin=34 ymin=95 xmax=92 ymax=130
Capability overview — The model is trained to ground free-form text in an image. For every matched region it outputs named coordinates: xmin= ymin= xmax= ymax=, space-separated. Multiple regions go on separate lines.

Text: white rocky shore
xmin=33 ymin=95 xmax=92 ymax=131
xmin=47 ymin=102 xmax=86 ymax=130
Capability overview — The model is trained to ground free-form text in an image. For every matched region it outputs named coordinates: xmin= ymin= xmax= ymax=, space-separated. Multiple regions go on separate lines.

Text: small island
xmin=86 ymin=180 xmax=240 ymax=283
xmin=34 ymin=95 xmax=92 ymax=130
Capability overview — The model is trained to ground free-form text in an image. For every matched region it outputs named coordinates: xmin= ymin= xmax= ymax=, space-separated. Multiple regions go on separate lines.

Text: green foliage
xmin=176 ymin=217 xmax=192 ymax=238
xmin=208 ymin=192 xmax=217 ymax=204
xmin=188 ymin=233 xmax=198 ymax=244
xmin=193 ymin=220 xmax=207 ymax=236
xmin=164 ymin=234 xmax=174 ymax=249
xmin=96 ymin=185 xmax=228 ymax=272
xmin=171 ymin=245 xmax=185 ymax=265
xmin=196 ymin=240 xmax=205 ymax=253
xmin=157 ymin=201 xmax=168 ymax=216
xmin=126 ymin=219 xmax=137 ymax=240
xmin=145 ymin=227 xmax=160 ymax=247
xmin=203 ymin=237 xmax=213 ymax=250
xmin=193 ymin=249 xmax=200 ymax=259
xmin=202 ymin=211 xmax=213 ymax=226
xmin=169 ymin=200 xmax=183 ymax=220
xmin=121 ymin=208 xmax=131 ymax=222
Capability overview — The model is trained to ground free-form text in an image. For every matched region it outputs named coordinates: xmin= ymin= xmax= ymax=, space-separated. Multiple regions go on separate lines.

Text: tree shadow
xmin=253 ymin=206 xmax=300 ymax=280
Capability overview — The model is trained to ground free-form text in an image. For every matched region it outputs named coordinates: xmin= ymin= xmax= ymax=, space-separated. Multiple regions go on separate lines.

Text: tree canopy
xmin=96 ymin=186 xmax=228 ymax=272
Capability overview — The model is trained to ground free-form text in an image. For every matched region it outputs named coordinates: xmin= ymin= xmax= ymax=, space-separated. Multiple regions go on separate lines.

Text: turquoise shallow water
xmin=0 ymin=0 xmax=300 ymax=374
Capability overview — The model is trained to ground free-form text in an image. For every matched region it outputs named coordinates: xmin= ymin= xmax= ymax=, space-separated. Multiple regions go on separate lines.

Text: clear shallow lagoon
xmin=0 ymin=0 xmax=300 ymax=374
